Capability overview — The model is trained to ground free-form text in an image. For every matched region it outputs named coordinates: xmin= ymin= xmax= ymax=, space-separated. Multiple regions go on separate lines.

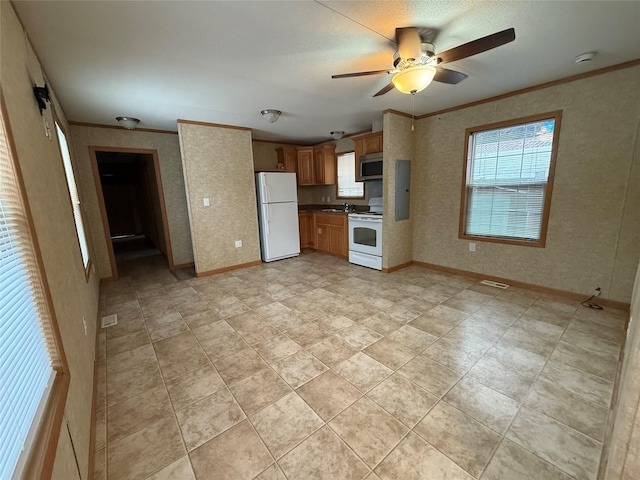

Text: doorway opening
xmin=90 ymin=147 xmax=174 ymax=281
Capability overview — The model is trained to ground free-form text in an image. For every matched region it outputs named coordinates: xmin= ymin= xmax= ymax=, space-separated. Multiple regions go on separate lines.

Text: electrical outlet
xmin=203 ymin=197 xmax=210 ymax=207
xmin=82 ymin=315 xmax=88 ymax=336
xmin=469 ymin=243 xmax=476 ymax=252
xmin=234 ymin=240 xmax=242 ymax=248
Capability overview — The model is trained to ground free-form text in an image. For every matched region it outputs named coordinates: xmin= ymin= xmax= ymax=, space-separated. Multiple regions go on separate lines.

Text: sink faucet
xmin=343 ymin=202 xmax=350 ymax=212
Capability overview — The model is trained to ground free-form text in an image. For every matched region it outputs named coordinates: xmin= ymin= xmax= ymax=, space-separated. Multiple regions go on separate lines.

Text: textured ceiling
xmin=12 ymin=0 xmax=640 ymax=144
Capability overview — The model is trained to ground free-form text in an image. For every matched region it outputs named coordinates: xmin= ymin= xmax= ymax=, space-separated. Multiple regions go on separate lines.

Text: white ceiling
xmin=12 ymin=0 xmax=640 ymax=144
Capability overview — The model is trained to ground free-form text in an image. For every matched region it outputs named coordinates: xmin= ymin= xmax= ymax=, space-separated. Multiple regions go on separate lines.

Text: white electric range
xmin=348 ymin=197 xmax=383 ymax=270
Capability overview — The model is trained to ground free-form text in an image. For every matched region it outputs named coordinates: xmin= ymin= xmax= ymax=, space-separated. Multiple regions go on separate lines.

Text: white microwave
xmin=359 ymin=153 xmax=383 ymax=180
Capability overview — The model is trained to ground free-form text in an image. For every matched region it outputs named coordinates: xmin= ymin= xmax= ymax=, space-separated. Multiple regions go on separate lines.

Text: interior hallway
xmin=93 ymin=251 xmax=627 ymax=479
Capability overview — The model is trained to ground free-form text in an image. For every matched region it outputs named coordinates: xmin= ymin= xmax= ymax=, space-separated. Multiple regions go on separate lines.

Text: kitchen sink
xmin=321 ymin=208 xmax=344 ymax=212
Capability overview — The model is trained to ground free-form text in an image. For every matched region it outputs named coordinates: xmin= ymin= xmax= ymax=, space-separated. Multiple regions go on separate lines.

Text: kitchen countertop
xmin=298 ymin=204 xmax=363 ymax=215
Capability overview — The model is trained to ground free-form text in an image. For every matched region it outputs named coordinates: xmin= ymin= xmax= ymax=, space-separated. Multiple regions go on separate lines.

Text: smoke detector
xmin=574 ymin=52 xmax=596 ymax=64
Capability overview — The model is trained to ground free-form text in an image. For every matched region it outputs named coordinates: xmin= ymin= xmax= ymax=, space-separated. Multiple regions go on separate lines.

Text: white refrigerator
xmin=256 ymin=172 xmax=300 ymax=262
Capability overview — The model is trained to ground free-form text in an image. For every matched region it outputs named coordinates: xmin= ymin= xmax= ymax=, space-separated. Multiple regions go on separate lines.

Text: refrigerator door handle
xmin=264 ymin=207 xmax=270 ymax=234
xmin=261 ymin=175 xmax=268 ymax=204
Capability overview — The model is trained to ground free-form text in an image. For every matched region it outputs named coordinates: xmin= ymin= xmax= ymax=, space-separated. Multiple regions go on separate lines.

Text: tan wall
xmin=413 ymin=66 xmax=640 ymax=302
xmin=70 ymin=126 xmax=193 ymax=277
xmin=1 ymin=3 xmax=100 ymax=478
xmin=383 ymin=112 xmax=415 ymax=269
xmin=252 ymin=140 xmax=288 ymax=171
xmin=603 ymin=263 xmax=640 ymax=479
xmin=178 ymin=122 xmax=261 ymax=273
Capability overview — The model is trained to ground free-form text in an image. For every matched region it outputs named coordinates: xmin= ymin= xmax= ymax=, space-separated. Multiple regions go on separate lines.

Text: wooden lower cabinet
xmin=313 ymin=213 xmax=347 ymax=258
xmin=299 ymin=212 xmax=347 ymax=258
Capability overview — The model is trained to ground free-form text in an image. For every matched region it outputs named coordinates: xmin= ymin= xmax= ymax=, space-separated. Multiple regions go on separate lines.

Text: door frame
xmin=88 ymin=146 xmax=174 ymax=280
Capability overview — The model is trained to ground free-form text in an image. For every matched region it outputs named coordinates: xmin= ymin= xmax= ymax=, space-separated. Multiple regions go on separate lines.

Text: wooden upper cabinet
xmin=296 ymin=147 xmax=314 ymax=185
xmin=313 ymin=144 xmax=336 ymax=185
xmin=276 ymin=146 xmax=297 ymax=173
xmin=353 ymin=131 xmax=383 ymax=181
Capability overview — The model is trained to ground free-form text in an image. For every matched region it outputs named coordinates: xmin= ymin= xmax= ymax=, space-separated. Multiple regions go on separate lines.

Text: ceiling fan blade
xmin=433 ymin=67 xmax=468 ymax=85
xmin=436 ymin=28 xmax=515 ymax=65
xmin=373 ymin=82 xmax=395 ymax=97
xmin=332 ymin=69 xmax=391 ymax=79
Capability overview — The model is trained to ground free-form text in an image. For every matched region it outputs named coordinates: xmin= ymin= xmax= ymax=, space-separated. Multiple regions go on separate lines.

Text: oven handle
xmin=349 ymin=218 xmax=383 ymax=223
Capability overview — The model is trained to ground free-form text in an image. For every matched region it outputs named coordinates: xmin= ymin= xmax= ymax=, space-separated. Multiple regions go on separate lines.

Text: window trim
xmin=458 ymin=110 xmax=562 ymax=248
xmin=335 ymin=150 xmax=365 ymax=200
xmin=1 ymin=92 xmax=70 ymax=480
xmin=52 ymin=115 xmax=92 ymax=281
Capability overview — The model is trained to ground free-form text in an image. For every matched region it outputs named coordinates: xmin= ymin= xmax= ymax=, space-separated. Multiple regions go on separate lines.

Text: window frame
xmin=335 ymin=150 xmax=365 ymax=200
xmin=1 ymin=92 xmax=70 ymax=480
xmin=53 ymin=116 xmax=92 ymax=280
xmin=459 ymin=111 xmax=562 ymax=248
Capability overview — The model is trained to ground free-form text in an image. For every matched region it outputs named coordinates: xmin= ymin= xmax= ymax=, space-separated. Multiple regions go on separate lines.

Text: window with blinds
xmin=460 ymin=112 xmax=561 ymax=247
xmin=54 ymin=122 xmax=90 ymax=270
xmin=0 ymin=102 xmax=58 ymax=478
xmin=337 ymin=152 xmax=364 ymax=198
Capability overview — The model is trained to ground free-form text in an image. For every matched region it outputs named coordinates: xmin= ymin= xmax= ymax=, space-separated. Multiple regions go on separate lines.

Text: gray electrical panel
xmin=395 ymin=159 xmax=411 ymax=221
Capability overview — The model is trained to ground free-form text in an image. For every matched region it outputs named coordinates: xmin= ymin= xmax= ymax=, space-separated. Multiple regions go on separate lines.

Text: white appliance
xmin=348 ymin=197 xmax=383 ymax=270
xmin=256 ymin=172 xmax=300 ymax=262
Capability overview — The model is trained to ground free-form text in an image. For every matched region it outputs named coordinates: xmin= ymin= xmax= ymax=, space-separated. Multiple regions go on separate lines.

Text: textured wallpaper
xmin=382 ymin=113 xmax=415 ymax=269
xmin=178 ymin=122 xmax=261 ymax=274
xmin=69 ymin=126 xmax=194 ymax=276
xmin=412 ymin=66 xmax=640 ymax=302
xmin=2 ymin=3 xmax=100 ymax=478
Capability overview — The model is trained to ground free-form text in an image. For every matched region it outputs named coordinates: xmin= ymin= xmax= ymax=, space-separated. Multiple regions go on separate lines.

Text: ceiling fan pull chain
xmin=411 ymin=92 xmax=415 ymax=132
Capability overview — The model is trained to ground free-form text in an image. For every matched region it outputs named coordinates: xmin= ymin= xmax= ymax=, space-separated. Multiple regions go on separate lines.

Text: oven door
xmin=348 ymin=217 xmax=382 ymax=257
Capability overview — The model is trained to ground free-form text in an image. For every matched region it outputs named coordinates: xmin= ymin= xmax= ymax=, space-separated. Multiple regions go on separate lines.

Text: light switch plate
xmin=235 ymin=240 xmax=242 ymax=248
xmin=203 ymin=197 xmax=210 ymax=207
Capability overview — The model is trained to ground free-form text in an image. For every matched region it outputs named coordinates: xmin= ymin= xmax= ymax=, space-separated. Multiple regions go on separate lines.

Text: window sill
xmin=21 ymin=370 xmax=70 ymax=480
xmin=459 ymin=232 xmax=546 ymax=248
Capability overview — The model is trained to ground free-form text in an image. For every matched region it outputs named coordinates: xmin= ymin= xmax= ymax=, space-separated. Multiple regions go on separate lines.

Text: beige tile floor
xmin=93 ymin=251 xmax=628 ymax=480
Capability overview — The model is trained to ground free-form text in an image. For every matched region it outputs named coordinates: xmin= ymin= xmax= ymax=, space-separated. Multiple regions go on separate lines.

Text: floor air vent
xmin=101 ymin=314 xmax=118 ymax=328
xmin=480 ymin=280 xmax=510 ymax=289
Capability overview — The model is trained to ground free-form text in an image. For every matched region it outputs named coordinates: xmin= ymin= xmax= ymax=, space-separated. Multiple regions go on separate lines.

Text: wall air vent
xmin=101 ymin=314 xmax=118 ymax=328
xmin=480 ymin=280 xmax=510 ymax=289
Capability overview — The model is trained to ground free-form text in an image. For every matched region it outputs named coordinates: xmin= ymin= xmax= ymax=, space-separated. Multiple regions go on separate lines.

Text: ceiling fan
xmin=332 ymin=27 xmax=516 ymax=96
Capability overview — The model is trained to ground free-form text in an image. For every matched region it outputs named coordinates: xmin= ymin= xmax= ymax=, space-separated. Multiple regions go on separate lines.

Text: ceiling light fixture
xmin=116 ymin=117 xmax=140 ymax=130
xmin=261 ymin=109 xmax=281 ymax=123
xmin=330 ymin=131 xmax=345 ymax=140
xmin=392 ymin=65 xmax=437 ymax=94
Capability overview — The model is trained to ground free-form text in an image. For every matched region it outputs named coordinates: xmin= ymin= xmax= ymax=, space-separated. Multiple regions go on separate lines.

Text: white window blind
xmin=55 ymin=123 xmax=90 ymax=268
xmin=337 ymin=152 xmax=364 ymax=198
xmin=0 ymin=107 xmax=55 ymax=478
xmin=464 ymin=118 xmax=556 ymax=242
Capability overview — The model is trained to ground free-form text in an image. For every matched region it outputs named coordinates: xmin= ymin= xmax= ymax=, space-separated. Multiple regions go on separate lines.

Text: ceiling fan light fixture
xmin=261 ymin=109 xmax=281 ymax=123
xmin=330 ymin=131 xmax=345 ymax=140
xmin=392 ymin=65 xmax=437 ymax=94
xmin=116 ymin=116 xmax=140 ymax=130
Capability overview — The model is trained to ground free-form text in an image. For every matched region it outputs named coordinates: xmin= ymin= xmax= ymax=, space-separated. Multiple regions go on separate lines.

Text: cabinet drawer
xmin=314 ymin=214 xmax=345 ymax=226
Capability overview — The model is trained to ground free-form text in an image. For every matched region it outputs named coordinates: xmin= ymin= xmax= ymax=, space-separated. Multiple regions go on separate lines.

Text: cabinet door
xmin=363 ymin=133 xmax=383 ymax=154
xmin=283 ymin=147 xmax=297 ymax=173
xmin=314 ymin=148 xmax=325 ymax=184
xmin=306 ymin=214 xmax=316 ymax=248
xmin=354 ymin=139 xmax=364 ymax=181
xmin=329 ymin=225 xmax=346 ymax=257
xmin=297 ymin=148 xmax=314 ymax=185
xmin=298 ymin=213 xmax=308 ymax=247
xmin=313 ymin=145 xmax=336 ymax=185
xmin=316 ymin=225 xmax=330 ymax=252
